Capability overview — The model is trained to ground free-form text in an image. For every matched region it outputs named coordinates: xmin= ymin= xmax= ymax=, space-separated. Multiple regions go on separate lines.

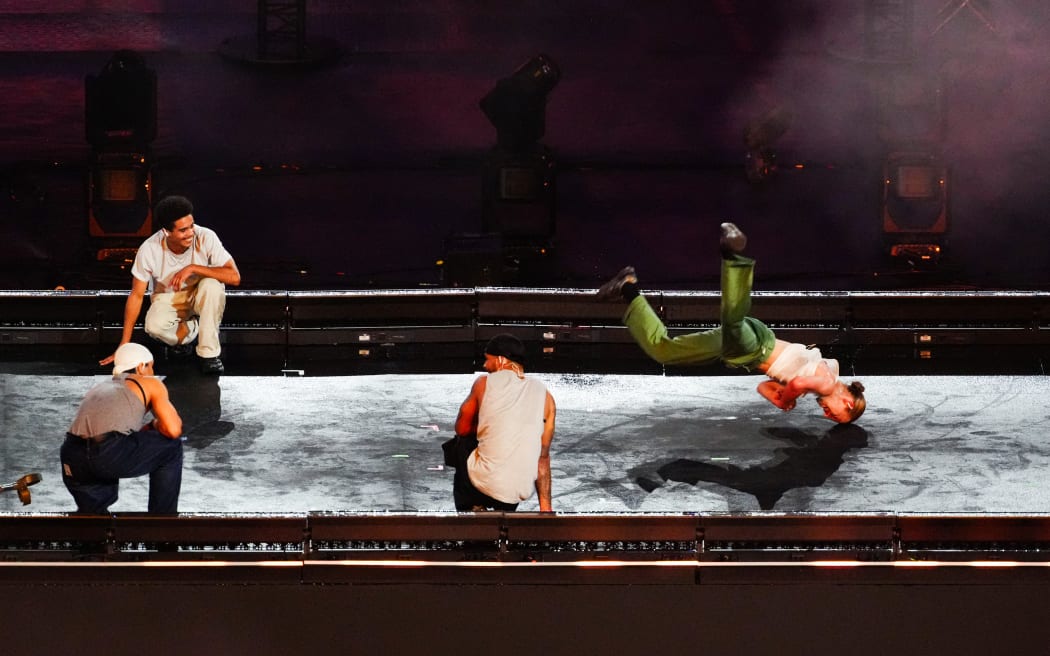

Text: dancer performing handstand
xmin=596 ymin=223 xmax=865 ymax=424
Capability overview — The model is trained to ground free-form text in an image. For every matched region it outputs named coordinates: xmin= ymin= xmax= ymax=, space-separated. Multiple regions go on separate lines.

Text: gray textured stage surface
xmin=2 ymin=373 xmax=1049 ymax=514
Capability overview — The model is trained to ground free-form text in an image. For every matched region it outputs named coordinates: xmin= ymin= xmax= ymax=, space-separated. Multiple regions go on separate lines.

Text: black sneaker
xmin=166 ymin=343 xmax=194 ymax=359
xmin=200 ymin=356 xmax=224 ymax=375
xmin=154 ymin=336 xmax=193 ymax=361
xmin=595 ymin=266 xmax=638 ymax=301
xmin=719 ymin=222 xmax=747 ymax=259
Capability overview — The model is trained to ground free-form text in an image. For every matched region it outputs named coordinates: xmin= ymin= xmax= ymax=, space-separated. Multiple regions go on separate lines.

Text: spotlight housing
xmin=446 ymin=55 xmax=561 ymax=286
xmin=85 ymin=50 xmax=157 ymax=243
xmin=480 ymin=54 xmax=561 ymax=151
xmin=882 ymin=151 xmax=949 ymax=265
xmin=85 ymin=50 xmax=157 ymax=150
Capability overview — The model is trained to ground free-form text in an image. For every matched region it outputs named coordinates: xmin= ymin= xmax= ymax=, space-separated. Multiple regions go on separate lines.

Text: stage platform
xmin=3 ymin=287 xmax=1050 ymax=518
xmin=4 ymin=370 xmax=1050 ymax=516
xmin=3 ymin=287 xmax=1050 ymax=653
xmin=2 ymin=286 xmax=1050 ymax=537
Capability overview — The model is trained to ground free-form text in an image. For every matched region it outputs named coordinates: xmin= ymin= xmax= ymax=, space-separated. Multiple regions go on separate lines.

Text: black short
xmin=447 ymin=435 xmax=519 ymax=512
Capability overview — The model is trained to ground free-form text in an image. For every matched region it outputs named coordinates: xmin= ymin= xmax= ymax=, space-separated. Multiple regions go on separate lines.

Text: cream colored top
xmin=131 ymin=226 xmax=232 ymax=295
xmin=467 ymin=369 xmax=548 ymax=504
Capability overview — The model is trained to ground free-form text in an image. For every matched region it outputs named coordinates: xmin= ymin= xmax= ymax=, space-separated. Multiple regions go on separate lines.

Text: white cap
xmin=112 ymin=342 xmax=154 ymax=375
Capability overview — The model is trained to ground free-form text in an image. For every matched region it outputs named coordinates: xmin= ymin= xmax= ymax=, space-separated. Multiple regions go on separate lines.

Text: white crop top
xmin=765 ymin=343 xmax=839 ymax=385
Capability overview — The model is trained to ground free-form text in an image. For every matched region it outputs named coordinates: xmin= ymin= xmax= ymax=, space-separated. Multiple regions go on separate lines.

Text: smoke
xmin=724 ymin=1 xmax=1050 ymax=165
xmin=716 ymin=1 xmax=1050 ymax=284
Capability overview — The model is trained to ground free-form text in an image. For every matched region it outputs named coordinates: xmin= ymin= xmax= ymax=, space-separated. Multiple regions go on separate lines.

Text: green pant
xmin=622 ymin=256 xmax=776 ymax=371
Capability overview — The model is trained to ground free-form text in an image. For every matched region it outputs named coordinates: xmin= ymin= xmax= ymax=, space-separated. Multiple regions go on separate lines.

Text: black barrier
xmin=3 ymin=512 xmax=1050 ymax=566
xmin=3 ymin=289 xmax=1050 ymax=374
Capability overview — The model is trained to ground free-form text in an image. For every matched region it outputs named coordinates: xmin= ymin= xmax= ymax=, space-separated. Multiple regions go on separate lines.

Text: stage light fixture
xmin=88 ymin=152 xmax=152 ymax=239
xmin=743 ymin=106 xmax=792 ymax=183
xmin=476 ymin=54 xmax=561 ymax=253
xmin=84 ymin=50 xmax=157 ymax=244
xmin=480 ymin=54 xmax=561 ymax=151
xmin=481 ymin=147 xmax=556 ymax=240
xmin=882 ymin=151 xmax=948 ymax=264
xmin=85 ymin=50 xmax=157 ymax=150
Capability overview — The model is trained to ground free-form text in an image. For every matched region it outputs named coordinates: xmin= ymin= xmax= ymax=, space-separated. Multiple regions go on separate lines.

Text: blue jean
xmin=60 ymin=430 xmax=184 ymax=514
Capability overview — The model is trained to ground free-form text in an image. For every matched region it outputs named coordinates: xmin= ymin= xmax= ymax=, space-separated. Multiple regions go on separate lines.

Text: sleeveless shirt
xmin=68 ymin=374 xmax=147 ymax=438
xmin=467 ymin=369 xmax=549 ymax=504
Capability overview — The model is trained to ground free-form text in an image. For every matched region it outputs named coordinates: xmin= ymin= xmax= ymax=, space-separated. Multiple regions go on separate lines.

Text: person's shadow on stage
xmin=160 ymin=356 xmax=235 ymax=450
xmin=634 ymin=423 xmax=869 ymax=510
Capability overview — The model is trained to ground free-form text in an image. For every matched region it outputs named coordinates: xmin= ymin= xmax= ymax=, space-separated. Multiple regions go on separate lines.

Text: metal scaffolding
xmin=257 ymin=0 xmax=307 ymax=61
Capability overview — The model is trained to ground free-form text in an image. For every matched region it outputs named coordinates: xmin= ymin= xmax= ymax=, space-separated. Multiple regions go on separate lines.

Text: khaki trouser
xmin=144 ymin=277 xmax=226 ymax=358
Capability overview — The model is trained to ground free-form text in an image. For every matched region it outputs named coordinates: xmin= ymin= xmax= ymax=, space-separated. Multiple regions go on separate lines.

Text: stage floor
xmin=3 ymin=365 xmax=1049 ymax=515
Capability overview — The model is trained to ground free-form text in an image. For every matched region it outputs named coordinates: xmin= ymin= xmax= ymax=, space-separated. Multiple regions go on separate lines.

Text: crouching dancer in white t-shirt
xmin=100 ymin=195 xmax=241 ymax=375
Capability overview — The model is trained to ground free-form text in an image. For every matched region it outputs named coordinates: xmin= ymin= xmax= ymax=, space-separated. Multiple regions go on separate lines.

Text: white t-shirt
xmin=131 ymin=226 xmax=232 ymax=295
xmin=467 ymin=369 xmax=549 ymax=504
xmin=765 ymin=342 xmax=839 ymax=385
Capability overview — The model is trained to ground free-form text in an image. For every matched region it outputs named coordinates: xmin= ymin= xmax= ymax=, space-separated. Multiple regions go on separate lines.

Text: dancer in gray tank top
xmin=61 ymin=342 xmax=185 ymax=513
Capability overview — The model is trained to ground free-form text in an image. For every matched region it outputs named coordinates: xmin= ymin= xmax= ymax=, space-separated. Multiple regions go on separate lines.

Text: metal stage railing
xmin=3 ymin=512 xmax=1050 ymax=567
xmin=2 ymin=288 xmax=1050 ymax=374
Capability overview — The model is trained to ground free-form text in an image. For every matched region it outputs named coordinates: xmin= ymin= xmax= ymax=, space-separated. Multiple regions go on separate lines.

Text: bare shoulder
xmin=133 ymin=375 xmax=168 ymax=397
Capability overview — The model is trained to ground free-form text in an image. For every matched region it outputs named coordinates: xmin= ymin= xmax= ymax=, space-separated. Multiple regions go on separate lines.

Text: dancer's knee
xmin=143 ymin=319 xmax=177 ymax=345
xmin=196 ymin=277 xmax=225 ymax=300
